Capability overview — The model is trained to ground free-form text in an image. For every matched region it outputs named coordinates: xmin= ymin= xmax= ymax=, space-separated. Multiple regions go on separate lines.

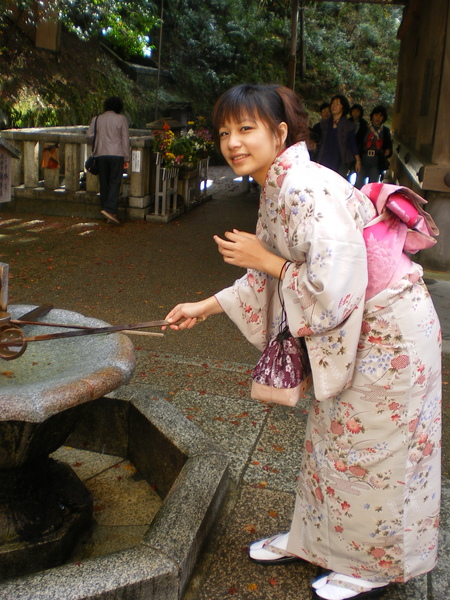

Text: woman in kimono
xmin=164 ymin=84 xmax=441 ymax=600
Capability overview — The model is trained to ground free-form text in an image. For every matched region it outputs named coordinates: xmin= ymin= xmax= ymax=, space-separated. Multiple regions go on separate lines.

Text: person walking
xmin=163 ymin=83 xmax=441 ymax=600
xmin=86 ymin=96 xmax=130 ymax=225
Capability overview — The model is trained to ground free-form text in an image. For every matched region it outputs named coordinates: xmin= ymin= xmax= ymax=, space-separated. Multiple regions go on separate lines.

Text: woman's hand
xmin=214 ymin=229 xmax=268 ymax=270
xmin=163 ymin=296 xmax=223 ymax=330
xmin=214 ymin=229 xmax=286 ymax=278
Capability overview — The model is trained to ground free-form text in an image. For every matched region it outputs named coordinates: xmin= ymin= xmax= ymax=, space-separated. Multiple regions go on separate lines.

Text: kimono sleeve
xmin=281 ymin=203 xmax=369 ymax=400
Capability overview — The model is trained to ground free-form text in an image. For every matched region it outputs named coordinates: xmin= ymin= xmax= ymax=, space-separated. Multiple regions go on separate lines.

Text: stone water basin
xmin=0 ymin=305 xmax=135 ymax=580
xmin=0 ymin=305 xmax=136 ymax=467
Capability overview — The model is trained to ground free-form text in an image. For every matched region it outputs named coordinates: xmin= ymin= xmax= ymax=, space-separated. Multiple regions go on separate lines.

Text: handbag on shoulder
xmin=85 ymin=116 xmax=99 ymax=175
xmin=251 ymin=262 xmax=312 ymax=406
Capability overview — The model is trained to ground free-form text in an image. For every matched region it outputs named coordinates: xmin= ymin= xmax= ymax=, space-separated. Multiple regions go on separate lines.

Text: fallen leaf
xmin=247 ymin=583 xmax=258 ymax=591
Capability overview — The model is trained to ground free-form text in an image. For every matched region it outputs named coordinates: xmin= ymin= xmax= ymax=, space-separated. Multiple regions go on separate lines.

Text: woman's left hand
xmin=214 ymin=229 xmax=267 ymax=270
xmin=213 ymin=229 xmax=286 ymax=278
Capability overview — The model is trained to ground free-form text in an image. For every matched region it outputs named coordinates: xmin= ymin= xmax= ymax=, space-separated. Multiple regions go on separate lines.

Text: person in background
xmin=348 ymin=103 xmax=368 ymax=183
xmin=355 ymin=105 xmax=393 ymax=189
xmin=163 ymin=83 xmax=441 ymax=600
xmin=310 ymin=102 xmax=331 ymax=160
xmin=316 ymin=94 xmax=361 ymax=178
xmin=86 ymin=96 xmax=130 ymax=225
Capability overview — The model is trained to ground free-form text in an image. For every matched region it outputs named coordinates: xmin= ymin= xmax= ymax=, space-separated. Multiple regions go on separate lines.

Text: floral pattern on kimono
xmin=215 ymin=142 xmax=376 ymax=400
xmin=214 ymin=142 xmax=442 ymax=583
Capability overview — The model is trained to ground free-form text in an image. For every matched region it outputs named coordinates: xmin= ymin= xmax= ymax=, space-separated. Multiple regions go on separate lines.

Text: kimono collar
xmin=263 ymin=142 xmax=310 ymax=205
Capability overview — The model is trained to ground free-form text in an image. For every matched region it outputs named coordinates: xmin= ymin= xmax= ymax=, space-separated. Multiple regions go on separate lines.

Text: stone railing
xmin=0 ymin=126 xmax=210 ymax=222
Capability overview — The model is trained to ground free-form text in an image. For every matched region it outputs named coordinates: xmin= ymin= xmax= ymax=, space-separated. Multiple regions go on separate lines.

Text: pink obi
xmin=361 ymin=183 xmax=439 ymax=300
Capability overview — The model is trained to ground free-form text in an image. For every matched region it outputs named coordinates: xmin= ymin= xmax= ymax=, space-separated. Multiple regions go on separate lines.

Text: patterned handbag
xmin=251 ymin=263 xmax=312 ymax=406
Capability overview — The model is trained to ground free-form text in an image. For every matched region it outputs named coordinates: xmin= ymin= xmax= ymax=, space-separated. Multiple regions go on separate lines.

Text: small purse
xmin=251 ymin=262 xmax=312 ymax=406
xmin=85 ymin=116 xmax=99 ymax=175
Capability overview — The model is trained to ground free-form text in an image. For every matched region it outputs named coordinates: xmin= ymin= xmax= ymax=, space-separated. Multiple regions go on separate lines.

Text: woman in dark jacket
xmin=316 ymin=94 xmax=361 ymax=178
xmin=355 ymin=105 xmax=393 ymax=189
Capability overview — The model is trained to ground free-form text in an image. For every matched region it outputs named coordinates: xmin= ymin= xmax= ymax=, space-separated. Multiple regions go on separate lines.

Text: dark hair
xmin=370 ymin=105 xmax=388 ymax=123
xmin=350 ymin=103 xmax=364 ymax=118
xmin=319 ymin=102 xmax=331 ymax=112
xmin=212 ymin=84 xmax=310 ymax=149
xmin=104 ymin=96 xmax=124 ymax=114
xmin=331 ymin=94 xmax=350 ymax=116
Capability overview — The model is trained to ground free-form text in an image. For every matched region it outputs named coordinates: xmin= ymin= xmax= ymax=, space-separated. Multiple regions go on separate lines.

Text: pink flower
xmin=378 ymin=560 xmax=393 ymax=568
xmin=334 ymin=525 xmax=344 ymax=533
xmin=388 ymin=402 xmax=400 ymax=411
xmin=314 ymin=487 xmax=324 ymax=502
xmin=334 ymin=460 xmax=347 ymax=472
xmin=370 ymin=548 xmax=386 ymax=559
xmin=326 ymin=487 xmax=335 ymax=496
xmin=409 ymin=417 xmax=419 ymax=432
xmin=349 ymin=465 xmax=367 ymax=477
xmin=305 ymin=440 xmax=313 ymax=453
xmin=368 ymin=335 xmax=382 ymax=344
xmin=331 ymin=420 xmax=344 ymax=435
xmin=341 ymin=501 xmax=351 ymax=511
xmin=391 ymin=355 xmax=410 ymax=370
xmin=346 ymin=418 xmax=363 ymax=434
xmin=423 ymin=442 xmax=434 ymax=456
xmin=360 ymin=320 xmax=370 ymax=333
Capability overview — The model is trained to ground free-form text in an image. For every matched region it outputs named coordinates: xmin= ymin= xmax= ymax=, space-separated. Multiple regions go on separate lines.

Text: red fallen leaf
xmin=73 ymin=462 xmax=83 ymax=467
xmin=272 ymin=445 xmax=284 ymax=452
xmin=243 ymin=523 xmax=257 ymax=534
xmin=186 ymin=415 xmax=194 ymax=420
xmin=199 ymin=390 xmax=206 ymax=395
xmin=93 ymin=504 xmax=104 ymax=512
xmin=117 ymin=475 xmax=123 ymax=481
xmin=237 ymin=412 xmax=249 ymax=418
xmin=214 ymin=417 xmax=225 ymax=421
xmin=228 ymin=587 xmax=238 ymax=595
xmin=230 ymin=420 xmax=241 ymax=425
xmin=151 ymin=483 xmax=158 ymax=491
xmin=259 ymin=481 xmax=268 ymax=488
xmin=247 ymin=583 xmax=258 ymax=591
xmin=252 ymin=461 xmax=260 ymax=465
xmin=268 ymin=510 xmax=278 ymax=518
xmin=0 ymin=371 xmax=14 ymax=378
xmin=268 ymin=577 xmax=278 ymax=586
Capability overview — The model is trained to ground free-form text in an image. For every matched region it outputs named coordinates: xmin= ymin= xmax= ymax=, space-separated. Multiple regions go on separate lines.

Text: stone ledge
xmin=0 ymin=387 xmax=229 ymax=600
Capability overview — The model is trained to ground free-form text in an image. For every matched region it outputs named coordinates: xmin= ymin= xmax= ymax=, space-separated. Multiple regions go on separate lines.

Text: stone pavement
xmin=1 ymin=166 xmax=449 ymax=600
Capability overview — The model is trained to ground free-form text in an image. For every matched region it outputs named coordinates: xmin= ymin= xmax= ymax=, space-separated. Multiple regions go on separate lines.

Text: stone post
xmin=23 ymin=141 xmax=39 ymax=187
xmin=64 ymin=143 xmax=81 ymax=191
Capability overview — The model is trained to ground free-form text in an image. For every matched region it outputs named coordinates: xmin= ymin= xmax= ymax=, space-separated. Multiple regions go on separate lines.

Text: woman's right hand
xmin=163 ymin=296 xmax=223 ymax=330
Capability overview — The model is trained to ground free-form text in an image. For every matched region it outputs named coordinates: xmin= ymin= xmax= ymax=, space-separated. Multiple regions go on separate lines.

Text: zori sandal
xmin=248 ymin=532 xmax=301 ymax=565
xmin=312 ymin=572 xmax=388 ymax=600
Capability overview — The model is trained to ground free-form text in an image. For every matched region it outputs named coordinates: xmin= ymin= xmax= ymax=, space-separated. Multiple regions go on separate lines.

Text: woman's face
xmin=218 ymin=115 xmax=287 ymax=186
xmin=371 ymin=112 xmax=384 ymax=127
xmin=331 ymin=98 xmax=344 ymax=118
xmin=351 ymin=108 xmax=361 ymax=121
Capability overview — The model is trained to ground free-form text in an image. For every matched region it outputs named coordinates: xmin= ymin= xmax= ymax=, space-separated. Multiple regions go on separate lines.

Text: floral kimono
xmin=215 ymin=142 xmax=442 ymax=583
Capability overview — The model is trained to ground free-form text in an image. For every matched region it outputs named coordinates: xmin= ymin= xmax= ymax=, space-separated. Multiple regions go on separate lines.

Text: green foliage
xmin=302 ymin=1 xmax=402 ymax=113
xmin=60 ymin=0 xmax=159 ymax=60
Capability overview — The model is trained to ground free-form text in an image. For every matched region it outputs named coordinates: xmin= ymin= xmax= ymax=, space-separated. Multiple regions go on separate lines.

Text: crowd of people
xmin=310 ymin=96 xmax=393 ymax=189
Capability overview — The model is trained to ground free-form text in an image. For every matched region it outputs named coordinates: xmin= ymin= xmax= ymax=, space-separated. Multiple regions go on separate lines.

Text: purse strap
xmin=278 ymin=260 xmax=292 ymax=333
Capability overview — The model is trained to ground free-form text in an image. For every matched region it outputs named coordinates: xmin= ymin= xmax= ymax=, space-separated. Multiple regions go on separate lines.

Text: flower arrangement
xmin=153 ymin=122 xmax=184 ymax=169
xmin=153 ymin=118 xmax=214 ymax=169
xmin=183 ymin=116 xmax=214 ymax=162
